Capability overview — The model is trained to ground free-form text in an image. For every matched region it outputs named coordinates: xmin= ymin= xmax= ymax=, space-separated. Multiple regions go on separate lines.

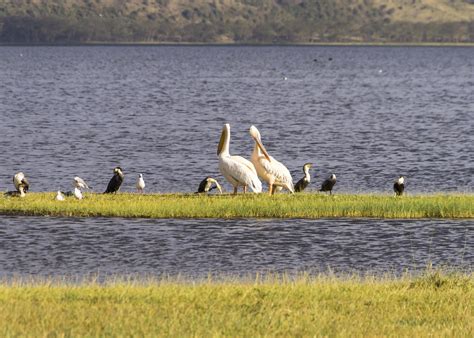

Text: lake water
xmin=0 ymin=216 xmax=472 ymax=278
xmin=0 ymin=46 xmax=472 ymax=194
xmin=0 ymin=46 xmax=472 ymax=278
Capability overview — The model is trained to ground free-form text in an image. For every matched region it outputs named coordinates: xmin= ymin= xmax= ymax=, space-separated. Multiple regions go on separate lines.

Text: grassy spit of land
xmin=0 ymin=271 xmax=473 ymax=336
xmin=0 ymin=192 xmax=472 ymax=219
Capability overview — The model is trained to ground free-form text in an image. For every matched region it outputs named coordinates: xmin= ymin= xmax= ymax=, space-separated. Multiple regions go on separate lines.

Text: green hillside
xmin=0 ymin=0 xmax=473 ymax=43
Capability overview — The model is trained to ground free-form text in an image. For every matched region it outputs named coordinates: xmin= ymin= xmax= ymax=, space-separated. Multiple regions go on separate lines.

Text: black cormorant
xmin=197 ymin=177 xmax=222 ymax=194
xmin=104 ymin=167 xmax=124 ymax=194
xmin=393 ymin=176 xmax=405 ymax=196
xmin=294 ymin=163 xmax=313 ymax=192
xmin=320 ymin=173 xmax=337 ymax=195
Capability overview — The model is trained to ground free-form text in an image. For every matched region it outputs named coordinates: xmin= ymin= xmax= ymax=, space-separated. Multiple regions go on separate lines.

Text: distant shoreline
xmin=1 ymin=41 xmax=474 ymax=47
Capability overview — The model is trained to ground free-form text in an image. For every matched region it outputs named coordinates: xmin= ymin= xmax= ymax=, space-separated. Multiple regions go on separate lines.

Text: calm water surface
xmin=0 ymin=216 xmax=472 ymax=277
xmin=0 ymin=46 xmax=472 ymax=193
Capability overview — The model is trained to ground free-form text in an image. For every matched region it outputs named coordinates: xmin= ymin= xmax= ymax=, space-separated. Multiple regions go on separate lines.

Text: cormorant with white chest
xmin=320 ymin=174 xmax=337 ymax=195
xmin=294 ymin=163 xmax=313 ymax=192
xmin=393 ymin=176 xmax=405 ymax=196
xmin=104 ymin=167 xmax=124 ymax=194
xmin=197 ymin=177 xmax=222 ymax=194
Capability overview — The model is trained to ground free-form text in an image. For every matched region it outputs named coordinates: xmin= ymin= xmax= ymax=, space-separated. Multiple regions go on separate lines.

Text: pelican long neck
xmin=218 ymin=125 xmax=230 ymax=157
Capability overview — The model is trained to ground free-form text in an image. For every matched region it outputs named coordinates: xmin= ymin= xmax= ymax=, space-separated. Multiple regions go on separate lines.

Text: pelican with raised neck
xmin=249 ymin=125 xmax=294 ymax=195
xmin=217 ymin=123 xmax=262 ymax=194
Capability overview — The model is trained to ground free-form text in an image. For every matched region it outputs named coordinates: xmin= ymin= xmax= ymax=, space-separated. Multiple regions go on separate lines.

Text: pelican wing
xmin=219 ymin=155 xmax=262 ymax=193
xmin=233 ymin=156 xmax=258 ymax=175
xmin=259 ymin=155 xmax=294 ymax=187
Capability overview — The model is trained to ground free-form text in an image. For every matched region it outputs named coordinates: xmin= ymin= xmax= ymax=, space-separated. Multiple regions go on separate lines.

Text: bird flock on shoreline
xmin=3 ymin=123 xmax=405 ymax=200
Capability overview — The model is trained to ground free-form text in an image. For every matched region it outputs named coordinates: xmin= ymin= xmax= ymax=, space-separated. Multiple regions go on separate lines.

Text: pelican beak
xmin=217 ymin=127 xmax=227 ymax=156
xmin=252 ymin=135 xmax=271 ymax=162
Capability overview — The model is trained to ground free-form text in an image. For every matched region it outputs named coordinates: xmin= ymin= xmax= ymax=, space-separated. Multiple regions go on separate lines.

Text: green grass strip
xmin=0 ymin=271 xmax=473 ymax=336
xmin=0 ymin=192 xmax=472 ymax=219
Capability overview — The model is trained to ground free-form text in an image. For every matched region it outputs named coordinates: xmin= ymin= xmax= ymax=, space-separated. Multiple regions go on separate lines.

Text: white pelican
xmin=13 ymin=172 xmax=29 ymax=197
xmin=394 ymin=176 xmax=405 ymax=196
xmin=136 ymin=174 xmax=145 ymax=193
xmin=217 ymin=124 xmax=262 ymax=194
xmin=320 ymin=174 xmax=337 ymax=195
xmin=249 ymin=125 xmax=294 ymax=195
xmin=294 ymin=163 xmax=313 ymax=192
xmin=197 ymin=177 xmax=222 ymax=194
xmin=104 ymin=167 xmax=124 ymax=193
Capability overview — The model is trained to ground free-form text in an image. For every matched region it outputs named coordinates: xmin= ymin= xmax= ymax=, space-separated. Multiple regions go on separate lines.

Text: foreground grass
xmin=0 ymin=192 xmax=472 ymax=219
xmin=0 ymin=192 xmax=473 ymax=219
xmin=0 ymin=271 xmax=473 ymax=336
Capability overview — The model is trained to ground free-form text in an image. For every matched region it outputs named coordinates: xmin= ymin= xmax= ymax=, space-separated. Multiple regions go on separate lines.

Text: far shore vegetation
xmin=1 ymin=0 xmax=473 ymax=44
xmin=1 ymin=192 xmax=472 ymax=219
xmin=0 ymin=269 xmax=473 ymax=336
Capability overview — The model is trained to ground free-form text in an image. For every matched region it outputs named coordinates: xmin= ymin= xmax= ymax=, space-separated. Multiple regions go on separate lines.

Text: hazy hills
xmin=1 ymin=0 xmax=473 ymax=43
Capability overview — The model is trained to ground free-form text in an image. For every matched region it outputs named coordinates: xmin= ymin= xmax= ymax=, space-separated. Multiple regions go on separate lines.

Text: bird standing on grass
xmin=55 ymin=191 xmax=65 ymax=201
xmin=73 ymin=187 xmax=83 ymax=200
xmin=217 ymin=123 xmax=262 ymax=194
xmin=249 ymin=125 xmax=294 ymax=195
xmin=294 ymin=163 xmax=313 ymax=192
xmin=104 ymin=167 xmax=124 ymax=194
xmin=13 ymin=172 xmax=29 ymax=197
xmin=136 ymin=174 xmax=145 ymax=193
xmin=394 ymin=176 xmax=405 ymax=196
xmin=320 ymin=174 xmax=337 ymax=195
xmin=197 ymin=177 xmax=223 ymax=194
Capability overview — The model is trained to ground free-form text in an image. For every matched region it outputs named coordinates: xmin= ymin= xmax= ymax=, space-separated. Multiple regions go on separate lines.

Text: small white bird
xmin=73 ymin=187 xmax=83 ymax=200
xmin=74 ymin=176 xmax=90 ymax=190
xmin=136 ymin=174 xmax=145 ymax=193
xmin=55 ymin=190 xmax=65 ymax=201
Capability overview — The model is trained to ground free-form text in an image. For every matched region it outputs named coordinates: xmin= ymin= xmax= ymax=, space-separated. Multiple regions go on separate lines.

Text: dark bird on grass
xmin=393 ymin=176 xmax=405 ymax=196
xmin=104 ymin=167 xmax=124 ymax=194
xmin=197 ymin=177 xmax=223 ymax=194
xmin=320 ymin=173 xmax=337 ymax=195
xmin=13 ymin=172 xmax=29 ymax=197
xmin=294 ymin=163 xmax=313 ymax=192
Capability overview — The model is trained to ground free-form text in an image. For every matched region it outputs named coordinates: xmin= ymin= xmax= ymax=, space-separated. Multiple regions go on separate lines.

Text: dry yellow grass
xmin=0 ymin=271 xmax=473 ymax=336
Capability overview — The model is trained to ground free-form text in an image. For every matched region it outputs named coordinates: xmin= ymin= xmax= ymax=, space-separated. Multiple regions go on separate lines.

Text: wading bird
xmin=394 ymin=176 xmax=405 ymax=196
xmin=320 ymin=174 xmax=337 ymax=195
xmin=104 ymin=167 xmax=124 ymax=194
xmin=197 ymin=177 xmax=223 ymax=194
xmin=136 ymin=174 xmax=145 ymax=193
xmin=13 ymin=172 xmax=29 ymax=197
xmin=217 ymin=124 xmax=262 ymax=194
xmin=294 ymin=163 xmax=313 ymax=192
xmin=249 ymin=125 xmax=294 ymax=195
